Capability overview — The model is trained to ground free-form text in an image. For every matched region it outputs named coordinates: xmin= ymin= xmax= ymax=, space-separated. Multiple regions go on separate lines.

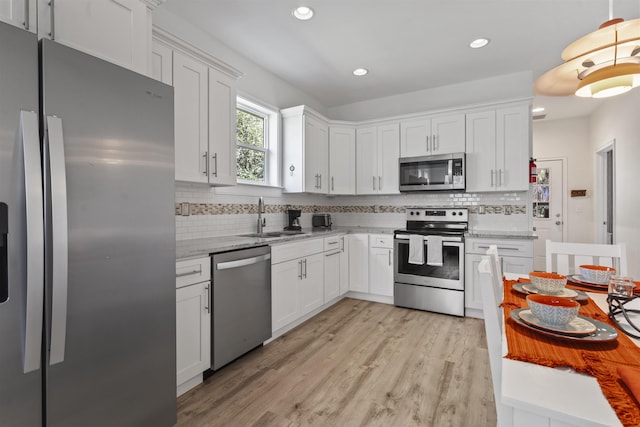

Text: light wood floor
xmin=176 ymin=298 xmax=496 ymax=427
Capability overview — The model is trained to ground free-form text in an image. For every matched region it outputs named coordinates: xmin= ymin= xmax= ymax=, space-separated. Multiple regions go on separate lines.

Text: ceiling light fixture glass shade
xmin=293 ymin=6 xmax=314 ymax=20
xmin=353 ymin=68 xmax=368 ymax=76
xmin=469 ymin=38 xmax=489 ymax=49
xmin=534 ymin=18 xmax=640 ymax=98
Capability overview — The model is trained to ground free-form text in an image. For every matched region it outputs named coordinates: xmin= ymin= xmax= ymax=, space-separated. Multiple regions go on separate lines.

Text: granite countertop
xmin=465 ymin=230 xmax=538 ymax=240
xmin=176 ymin=226 xmax=395 ymax=260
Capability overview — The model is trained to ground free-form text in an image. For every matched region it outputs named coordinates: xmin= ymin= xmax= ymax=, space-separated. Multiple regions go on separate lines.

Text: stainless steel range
xmin=394 ymin=207 xmax=468 ymax=316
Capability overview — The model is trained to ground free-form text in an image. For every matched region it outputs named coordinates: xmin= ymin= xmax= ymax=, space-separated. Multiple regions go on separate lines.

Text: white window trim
xmin=236 ymin=95 xmax=280 ymax=187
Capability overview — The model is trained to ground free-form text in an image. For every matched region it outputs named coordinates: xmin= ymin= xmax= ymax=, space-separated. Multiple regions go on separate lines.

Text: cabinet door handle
xmin=490 ymin=169 xmax=495 ymax=187
xmin=304 ymin=258 xmax=308 ymax=278
xmin=23 ymin=0 xmax=29 ymax=30
xmin=211 ymin=153 xmax=218 ymax=177
xmin=298 ymin=260 xmax=303 ymax=280
xmin=477 ymin=245 xmax=519 ymax=251
xmin=372 ymin=176 xmax=376 ymax=191
xmin=388 ymin=249 xmax=392 ymax=266
xmin=48 ymin=0 xmax=55 ymax=39
xmin=499 ymin=168 xmax=503 ymax=187
xmin=426 ymin=135 xmax=430 ymax=152
xmin=378 ymin=176 xmax=381 ymax=191
xmin=202 ymin=151 xmax=208 ymax=176
xmin=319 ymin=173 xmax=322 ymax=189
xmin=176 ymin=269 xmax=202 ymax=278
xmin=204 ymin=284 xmax=210 ymax=314
xmin=432 ymin=134 xmax=437 ymax=152
xmin=331 ymin=176 xmax=334 ymax=191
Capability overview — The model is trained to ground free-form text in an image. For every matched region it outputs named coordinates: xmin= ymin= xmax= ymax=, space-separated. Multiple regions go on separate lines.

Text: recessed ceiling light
xmin=532 ymin=107 xmax=545 ymax=113
xmin=293 ymin=6 xmax=314 ymax=20
xmin=353 ymin=68 xmax=368 ymax=76
xmin=469 ymin=38 xmax=490 ymax=49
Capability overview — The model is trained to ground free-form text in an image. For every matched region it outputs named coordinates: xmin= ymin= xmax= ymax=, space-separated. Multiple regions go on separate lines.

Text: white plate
xmin=522 ymin=283 xmax=578 ymax=298
xmin=569 ymin=274 xmax=609 ymax=288
xmin=518 ymin=309 xmax=597 ymax=336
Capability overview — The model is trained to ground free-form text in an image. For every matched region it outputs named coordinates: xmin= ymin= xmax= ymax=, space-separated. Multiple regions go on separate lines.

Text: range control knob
xmin=410 ymin=211 xmax=414 ymax=216
xmin=452 ymin=211 xmax=457 ymax=216
xmin=459 ymin=211 xmax=464 ymax=216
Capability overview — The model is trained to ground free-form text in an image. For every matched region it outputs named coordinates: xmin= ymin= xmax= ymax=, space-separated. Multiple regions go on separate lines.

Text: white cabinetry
xmin=271 ymin=238 xmax=325 ymax=332
xmin=356 ymin=123 xmax=400 ymax=195
xmin=328 ymin=126 xmax=356 ymax=195
xmin=40 ymin=0 xmax=150 ymax=74
xmin=156 ymin=38 xmax=240 ymax=185
xmin=348 ymin=234 xmax=369 ymax=293
xmin=282 ymin=106 xmax=329 ymax=194
xmin=175 ymin=257 xmax=211 ymax=396
xmin=400 ymin=113 xmax=465 ymax=157
xmin=324 ymin=235 xmax=348 ymax=301
xmin=369 ymin=234 xmax=394 ymax=297
xmin=0 ymin=0 xmax=35 ymax=32
xmin=465 ymin=103 xmax=531 ymax=192
xmin=465 ymin=237 xmax=533 ymax=317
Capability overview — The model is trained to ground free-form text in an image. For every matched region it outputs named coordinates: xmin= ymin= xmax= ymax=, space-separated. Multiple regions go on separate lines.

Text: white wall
xmin=152 ymin=7 xmax=327 ymax=114
xmin=589 ymin=89 xmax=640 ymax=278
xmin=326 ymin=71 xmax=533 ymax=121
xmin=532 ymin=116 xmax=593 ymax=243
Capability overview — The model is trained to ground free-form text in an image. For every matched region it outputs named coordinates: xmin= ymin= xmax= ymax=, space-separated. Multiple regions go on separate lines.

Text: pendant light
xmin=534 ymin=3 xmax=640 ymax=99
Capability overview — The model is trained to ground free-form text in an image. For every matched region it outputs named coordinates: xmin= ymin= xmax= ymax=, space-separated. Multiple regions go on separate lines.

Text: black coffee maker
xmin=284 ymin=209 xmax=301 ymax=231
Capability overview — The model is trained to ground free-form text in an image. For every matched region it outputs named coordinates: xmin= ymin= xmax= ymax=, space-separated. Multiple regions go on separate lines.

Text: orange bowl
xmin=579 ymin=265 xmax=615 ymax=284
xmin=526 ymin=294 xmax=580 ymax=326
xmin=529 ymin=271 xmax=567 ymax=294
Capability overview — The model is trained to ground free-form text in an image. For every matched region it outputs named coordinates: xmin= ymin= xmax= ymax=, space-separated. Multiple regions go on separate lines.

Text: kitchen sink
xmin=240 ymin=230 xmax=306 ymax=238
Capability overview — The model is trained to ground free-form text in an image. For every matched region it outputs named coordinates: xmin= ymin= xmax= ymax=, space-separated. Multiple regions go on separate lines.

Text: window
xmin=236 ymin=97 xmax=279 ymax=186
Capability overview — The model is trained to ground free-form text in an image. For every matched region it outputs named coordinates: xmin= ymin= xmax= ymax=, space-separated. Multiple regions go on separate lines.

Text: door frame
xmin=594 ymin=139 xmax=615 ymax=244
xmin=534 ymin=157 xmax=568 ymax=242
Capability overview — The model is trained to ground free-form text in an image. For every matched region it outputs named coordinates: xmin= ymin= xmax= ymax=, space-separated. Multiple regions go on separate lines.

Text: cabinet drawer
xmin=271 ymin=238 xmax=324 ymax=264
xmin=324 ymin=235 xmax=344 ymax=251
xmin=176 ymin=257 xmax=211 ymax=288
xmin=466 ymin=238 xmax=533 ymax=257
xmin=370 ymin=234 xmax=393 ymax=249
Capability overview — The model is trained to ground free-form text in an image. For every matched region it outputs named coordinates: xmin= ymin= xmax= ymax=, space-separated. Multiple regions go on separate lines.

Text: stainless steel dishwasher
xmin=211 ymin=245 xmax=271 ymax=370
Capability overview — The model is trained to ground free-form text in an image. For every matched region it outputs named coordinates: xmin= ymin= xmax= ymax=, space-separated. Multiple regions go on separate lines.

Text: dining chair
xmin=545 ymin=240 xmax=628 ymax=276
xmin=478 ymin=254 xmax=514 ymax=427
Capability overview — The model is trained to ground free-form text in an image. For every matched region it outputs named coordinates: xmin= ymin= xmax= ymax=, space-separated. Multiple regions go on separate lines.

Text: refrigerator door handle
xmin=20 ymin=110 xmax=44 ymax=373
xmin=46 ymin=115 xmax=68 ymax=365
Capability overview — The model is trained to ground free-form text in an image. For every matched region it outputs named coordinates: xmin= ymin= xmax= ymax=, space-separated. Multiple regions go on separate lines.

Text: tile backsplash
xmin=175 ymin=183 xmax=531 ymax=240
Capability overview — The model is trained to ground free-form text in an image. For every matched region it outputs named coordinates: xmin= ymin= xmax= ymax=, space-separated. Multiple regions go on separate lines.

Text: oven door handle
xmin=394 ymin=235 xmax=463 ymax=243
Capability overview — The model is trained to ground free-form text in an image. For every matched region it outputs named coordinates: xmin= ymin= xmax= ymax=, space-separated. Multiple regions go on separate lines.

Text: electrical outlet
xmin=373 ymin=205 xmax=380 ymax=213
xmin=180 ymin=202 xmax=190 ymax=216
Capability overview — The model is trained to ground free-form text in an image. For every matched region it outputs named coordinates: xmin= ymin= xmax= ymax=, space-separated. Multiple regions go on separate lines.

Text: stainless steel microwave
xmin=399 ymin=152 xmax=465 ymax=191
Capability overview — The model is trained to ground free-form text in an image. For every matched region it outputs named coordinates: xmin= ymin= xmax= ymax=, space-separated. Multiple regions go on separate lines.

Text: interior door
xmin=533 ymin=159 xmax=565 ymax=270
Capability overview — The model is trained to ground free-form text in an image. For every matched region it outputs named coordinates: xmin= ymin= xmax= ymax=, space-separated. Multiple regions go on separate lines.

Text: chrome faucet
xmin=257 ymin=197 xmax=266 ymax=234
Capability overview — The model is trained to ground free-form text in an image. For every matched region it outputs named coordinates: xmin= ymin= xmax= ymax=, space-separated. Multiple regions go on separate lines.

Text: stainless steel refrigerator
xmin=0 ymin=21 xmax=176 ymax=426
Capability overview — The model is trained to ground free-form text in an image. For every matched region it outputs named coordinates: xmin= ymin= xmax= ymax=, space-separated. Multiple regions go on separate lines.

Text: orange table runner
xmin=503 ymin=279 xmax=640 ymax=426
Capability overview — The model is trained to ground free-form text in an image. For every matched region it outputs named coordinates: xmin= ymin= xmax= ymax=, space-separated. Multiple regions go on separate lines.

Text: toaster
xmin=312 ymin=213 xmax=332 ymax=229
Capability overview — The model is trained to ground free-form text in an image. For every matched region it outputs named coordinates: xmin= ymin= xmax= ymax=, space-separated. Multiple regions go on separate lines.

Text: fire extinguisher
xmin=529 ymin=158 xmax=537 ymax=183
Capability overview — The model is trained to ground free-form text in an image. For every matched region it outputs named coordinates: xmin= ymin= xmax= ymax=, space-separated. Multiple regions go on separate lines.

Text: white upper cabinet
xmin=465 ymin=102 xmax=530 ymax=192
xmin=328 ymin=126 xmax=356 ymax=195
xmin=400 ymin=113 xmax=465 ymax=157
xmin=282 ymin=106 xmax=329 ymax=194
xmin=173 ymin=51 xmax=209 ymax=184
xmin=0 ymin=0 xmax=36 ymax=32
xmin=154 ymin=36 xmax=240 ymax=185
xmin=40 ymin=0 xmax=150 ymax=74
xmin=356 ymin=123 xmax=400 ymax=195
xmin=208 ymin=67 xmax=237 ymax=186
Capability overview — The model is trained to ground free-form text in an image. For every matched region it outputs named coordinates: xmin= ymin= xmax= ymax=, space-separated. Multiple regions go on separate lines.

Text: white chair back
xmin=478 ymin=253 xmax=513 ymax=427
xmin=545 ymin=240 xmax=628 ymax=276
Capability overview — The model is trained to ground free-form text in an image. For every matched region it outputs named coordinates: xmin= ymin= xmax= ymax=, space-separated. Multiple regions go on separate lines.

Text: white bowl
xmin=526 ymin=294 xmax=580 ymax=326
xmin=529 ymin=272 xmax=567 ymax=294
xmin=579 ymin=265 xmax=615 ymax=284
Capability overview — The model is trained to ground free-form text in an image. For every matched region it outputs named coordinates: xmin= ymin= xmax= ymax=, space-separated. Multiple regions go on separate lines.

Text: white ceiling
xmin=162 ymin=0 xmax=640 ymax=121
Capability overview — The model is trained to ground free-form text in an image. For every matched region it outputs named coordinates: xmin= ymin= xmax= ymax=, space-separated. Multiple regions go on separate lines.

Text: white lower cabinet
xmin=465 ymin=237 xmax=533 ymax=317
xmin=348 ymin=234 xmax=369 ymax=292
xmin=175 ymin=257 xmax=211 ymax=396
xmin=271 ymin=238 xmax=325 ymax=333
xmin=369 ymin=234 xmax=394 ymax=297
xmin=339 ymin=235 xmax=349 ymax=295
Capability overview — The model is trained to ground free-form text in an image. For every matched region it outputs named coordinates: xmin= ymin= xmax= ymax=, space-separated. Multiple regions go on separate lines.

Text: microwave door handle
xmin=448 ymin=159 xmax=453 ymax=183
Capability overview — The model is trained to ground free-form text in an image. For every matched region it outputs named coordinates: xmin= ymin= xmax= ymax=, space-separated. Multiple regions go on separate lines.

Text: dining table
xmin=500 ymin=272 xmax=640 ymax=427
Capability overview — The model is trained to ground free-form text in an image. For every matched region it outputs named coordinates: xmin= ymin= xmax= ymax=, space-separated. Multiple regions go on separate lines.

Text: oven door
xmin=394 ymin=235 xmax=464 ymax=291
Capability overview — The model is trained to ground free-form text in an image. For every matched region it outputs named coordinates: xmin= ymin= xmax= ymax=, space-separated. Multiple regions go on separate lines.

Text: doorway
xmin=596 ymin=141 xmax=615 ymax=244
xmin=532 ymin=158 xmax=567 ymax=270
